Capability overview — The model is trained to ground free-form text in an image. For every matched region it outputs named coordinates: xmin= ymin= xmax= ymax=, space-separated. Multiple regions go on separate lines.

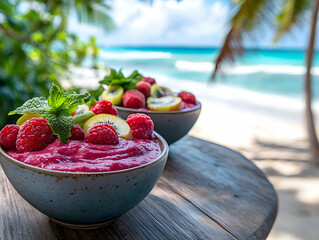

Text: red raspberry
xmin=0 ymin=125 xmax=20 ymax=150
xmin=70 ymin=125 xmax=85 ymax=140
xmin=91 ymin=100 xmax=118 ymax=116
xmin=142 ymin=77 xmax=156 ymax=85
xmin=16 ymin=118 xmax=55 ymax=153
xmin=126 ymin=113 xmax=154 ymax=139
xmin=85 ymin=123 xmax=119 ymax=145
xmin=122 ymin=90 xmax=145 ymax=109
xmin=178 ymin=91 xmax=197 ymax=104
xmin=136 ymin=81 xmax=151 ymax=98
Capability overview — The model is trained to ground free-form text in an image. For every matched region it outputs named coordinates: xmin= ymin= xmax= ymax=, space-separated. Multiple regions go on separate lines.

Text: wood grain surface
xmin=0 ymin=136 xmax=277 ymax=240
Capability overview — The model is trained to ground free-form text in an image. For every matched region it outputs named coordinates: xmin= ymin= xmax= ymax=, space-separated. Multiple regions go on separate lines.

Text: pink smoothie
xmin=7 ymin=138 xmax=161 ymax=172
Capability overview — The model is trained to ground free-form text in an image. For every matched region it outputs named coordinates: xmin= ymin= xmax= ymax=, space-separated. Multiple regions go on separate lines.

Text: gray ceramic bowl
xmin=0 ymin=132 xmax=168 ymax=229
xmin=116 ymin=102 xmax=201 ymax=144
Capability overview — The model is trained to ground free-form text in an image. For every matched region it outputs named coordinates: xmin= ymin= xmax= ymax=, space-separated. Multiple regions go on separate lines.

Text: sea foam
xmin=175 ymin=60 xmax=319 ymax=76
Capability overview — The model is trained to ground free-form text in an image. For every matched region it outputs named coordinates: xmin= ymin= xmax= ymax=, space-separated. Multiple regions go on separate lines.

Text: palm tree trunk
xmin=305 ymin=0 xmax=319 ymax=165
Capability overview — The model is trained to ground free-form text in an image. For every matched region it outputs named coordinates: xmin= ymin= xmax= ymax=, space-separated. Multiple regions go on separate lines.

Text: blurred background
xmin=0 ymin=0 xmax=318 ymax=239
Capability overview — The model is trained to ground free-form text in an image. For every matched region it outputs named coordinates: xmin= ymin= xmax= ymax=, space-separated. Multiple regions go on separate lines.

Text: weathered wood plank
xmin=51 ymin=195 xmax=234 ymax=240
xmin=0 ymin=167 xmax=55 ymax=240
xmin=163 ymin=136 xmax=278 ymax=240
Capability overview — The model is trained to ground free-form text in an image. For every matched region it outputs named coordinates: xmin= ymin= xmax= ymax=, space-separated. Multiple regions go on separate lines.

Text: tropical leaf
xmin=212 ymin=0 xmax=275 ymax=80
xmin=73 ymin=0 xmax=114 ymax=32
xmin=274 ymin=0 xmax=310 ymax=42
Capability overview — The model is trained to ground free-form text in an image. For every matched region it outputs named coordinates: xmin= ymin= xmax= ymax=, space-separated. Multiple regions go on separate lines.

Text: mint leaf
xmin=9 ymin=84 xmax=91 ymax=144
xmin=43 ymin=111 xmax=73 ymax=144
xmin=86 ymin=98 xmax=97 ymax=108
xmin=48 ymin=83 xmax=90 ymax=114
xmin=99 ymin=68 xmax=143 ymax=91
xmin=88 ymin=86 xmax=104 ymax=100
xmin=124 ymin=83 xmax=138 ymax=90
xmin=8 ymin=97 xmax=50 ymax=115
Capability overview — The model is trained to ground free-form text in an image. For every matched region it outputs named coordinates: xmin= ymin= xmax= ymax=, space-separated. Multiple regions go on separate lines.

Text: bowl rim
xmin=115 ymin=101 xmax=201 ymax=114
xmin=0 ymin=132 xmax=169 ymax=177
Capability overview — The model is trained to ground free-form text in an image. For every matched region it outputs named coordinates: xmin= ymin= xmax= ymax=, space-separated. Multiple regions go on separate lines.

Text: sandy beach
xmin=69 ymin=67 xmax=319 ymax=240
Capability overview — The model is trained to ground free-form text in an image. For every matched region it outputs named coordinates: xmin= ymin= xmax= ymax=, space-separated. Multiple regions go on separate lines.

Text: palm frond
xmin=211 ymin=0 xmax=274 ymax=81
xmin=274 ymin=0 xmax=310 ymax=42
xmin=73 ymin=0 xmax=114 ymax=32
xmin=211 ymin=28 xmax=244 ymax=80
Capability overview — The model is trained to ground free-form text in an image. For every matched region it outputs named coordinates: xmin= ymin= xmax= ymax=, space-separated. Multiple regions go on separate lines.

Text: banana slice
xmin=83 ymin=114 xmax=132 ymax=140
xmin=101 ymin=86 xmax=124 ymax=106
xmin=16 ymin=114 xmax=41 ymax=125
xmin=147 ymin=96 xmax=182 ymax=111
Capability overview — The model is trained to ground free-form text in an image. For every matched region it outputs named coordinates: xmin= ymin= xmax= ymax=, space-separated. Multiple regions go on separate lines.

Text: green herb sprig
xmin=99 ymin=68 xmax=143 ymax=90
xmin=9 ymin=84 xmax=90 ymax=144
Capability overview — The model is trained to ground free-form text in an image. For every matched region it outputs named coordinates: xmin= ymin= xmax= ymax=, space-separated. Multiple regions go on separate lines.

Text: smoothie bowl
xmin=0 ymin=84 xmax=168 ymax=229
xmin=115 ymin=103 xmax=201 ymax=144
xmin=99 ymin=69 xmax=201 ymax=144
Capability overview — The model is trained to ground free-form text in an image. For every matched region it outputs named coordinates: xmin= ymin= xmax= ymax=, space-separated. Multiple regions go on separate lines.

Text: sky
xmin=68 ymin=0 xmax=315 ymax=49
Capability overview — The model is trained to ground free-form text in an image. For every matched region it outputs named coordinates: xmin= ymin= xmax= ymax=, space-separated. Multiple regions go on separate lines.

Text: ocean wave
xmin=100 ymin=51 xmax=172 ymax=60
xmin=175 ymin=60 xmax=319 ymax=76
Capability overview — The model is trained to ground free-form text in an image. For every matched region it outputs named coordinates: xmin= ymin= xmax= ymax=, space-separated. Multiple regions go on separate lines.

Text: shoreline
xmin=67 ymin=66 xmax=319 ymax=121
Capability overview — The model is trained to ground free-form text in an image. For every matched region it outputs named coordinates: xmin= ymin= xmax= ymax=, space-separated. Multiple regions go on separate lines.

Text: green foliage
xmin=99 ymin=68 xmax=143 ymax=91
xmin=0 ymin=0 xmax=113 ymax=127
xmin=212 ymin=0 xmax=311 ymax=79
xmin=10 ymin=83 xmax=90 ymax=143
xmin=9 ymin=97 xmax=49 ymax=116
xmin=274 ymin=0 xmax=310 ymax=42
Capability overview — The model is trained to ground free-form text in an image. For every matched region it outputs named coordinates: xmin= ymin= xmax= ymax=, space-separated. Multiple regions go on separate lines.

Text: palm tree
xmin=212 ymin=0 xmax=319 ymax=165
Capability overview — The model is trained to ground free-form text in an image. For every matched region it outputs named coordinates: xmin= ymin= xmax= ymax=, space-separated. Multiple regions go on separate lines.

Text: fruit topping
xmin=9 ymin=84 xmax=90 ymax=144
xmin=72 ymin=111 xmax=95 ymax=128
xmin=91 ymin=100 xmax=118 ymax=116
xmin=136 ymin=81 xmax=151 ymax=98
xmin=122 ymin=89 xmax=145 ymax=109
xmin=142 ymin=77 xmax=156 ymax=85
xmin=70 ymin=125 xmax=85 ymax=140
xmin=0 ymin=125 xmax=20 ymax=150
xmin=83 ymin=114 xmax=132 ymax=139
xmin=85 ymin=123 xmax=119 ymax=145
xmin=126 ymin=114 xmax=154 ymax=139
xmin=101 ymin=85 xmax=124 ymax=106
xmin=16 ymin=114 xmax=41 ymax=125
xmin=147 ymin=96 xmax=182 ymax=111
xmin=16 ymin=118 xmax=55 ymax=153
xmin=178 ymin=91 xmax=197 ymax=104
xmin=150 ymin=84 xmax=173 ymax=98
xmin=73 ymin=104 xmax=90 ymax=116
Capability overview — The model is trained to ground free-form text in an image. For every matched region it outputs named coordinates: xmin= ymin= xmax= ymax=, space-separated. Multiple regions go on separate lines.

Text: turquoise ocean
xmin=99 ymin=46 xmax=319 ymax=102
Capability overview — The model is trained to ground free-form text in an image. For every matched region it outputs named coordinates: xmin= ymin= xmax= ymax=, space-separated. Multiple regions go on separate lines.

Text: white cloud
xmin=107 ymin=0 xmax=229 ymax=46
xmin=67 ymin=0 xmax=314 ymax=48
xmin=68 ymin=0 xmax=229 ymax=46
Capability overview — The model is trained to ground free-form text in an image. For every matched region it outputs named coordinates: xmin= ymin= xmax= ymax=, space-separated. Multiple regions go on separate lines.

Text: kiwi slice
xmin=16 ymin=114 xmax=41 ymax=125
xmin=83 ymin=114 xmax=132 ymax=140
xmin=150 ymin=84 xmax=173 ymax=98
xmin=147 ymin=96 xmax=182 ymax=111
xmin=101 ymin=86 xmax=124 ymax=106
xmin=72 ymin=111 xmax=94 ymax=128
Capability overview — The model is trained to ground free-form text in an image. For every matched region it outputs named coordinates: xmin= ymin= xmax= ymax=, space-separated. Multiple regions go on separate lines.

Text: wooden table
xmin=0 ymin=136 xmax=278 ymax=240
